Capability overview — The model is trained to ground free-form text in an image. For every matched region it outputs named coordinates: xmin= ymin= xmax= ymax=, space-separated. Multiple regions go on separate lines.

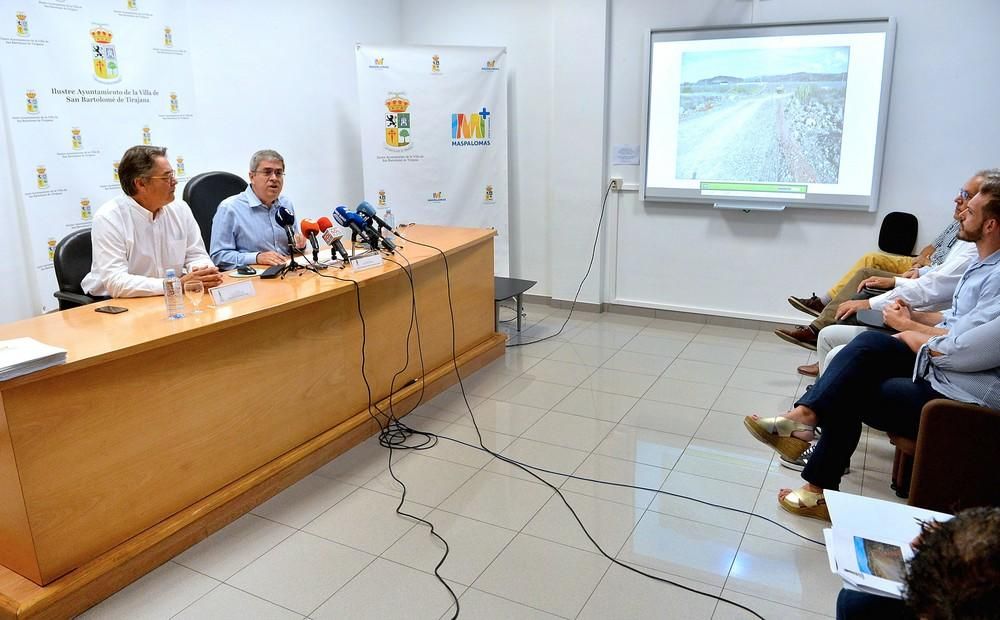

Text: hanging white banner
xmin=0 ymin=0 xmax=198 ymax=313
xmin=355 ymin=43 xmax=509 ymax=275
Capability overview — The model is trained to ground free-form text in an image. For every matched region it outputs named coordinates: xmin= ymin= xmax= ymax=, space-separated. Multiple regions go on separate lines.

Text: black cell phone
xmin=95 ymin=305 xmax=128 ymax=314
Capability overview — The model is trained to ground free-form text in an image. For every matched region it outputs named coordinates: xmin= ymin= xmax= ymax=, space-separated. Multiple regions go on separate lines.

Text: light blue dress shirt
xmin=915 ymin=247 xmax=1000 ymax=407
xmin=210 ymin=186 xmax=295 ymax=270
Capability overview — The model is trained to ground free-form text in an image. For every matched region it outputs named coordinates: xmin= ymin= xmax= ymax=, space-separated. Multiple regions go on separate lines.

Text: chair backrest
xmin=878 ymin=211 xmax=918 ymax=256
xmin=909 ymin=399 xmax=1000 ymax=513
xmin=182 ymin=171 xmax=247 ymax=252
xmin=53 ymin=228 xmax=93 ymax=296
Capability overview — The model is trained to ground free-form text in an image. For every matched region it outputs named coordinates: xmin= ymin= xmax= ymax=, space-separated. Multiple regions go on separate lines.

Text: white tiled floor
xmin=81 ymin=304 xmax=903 ymax=619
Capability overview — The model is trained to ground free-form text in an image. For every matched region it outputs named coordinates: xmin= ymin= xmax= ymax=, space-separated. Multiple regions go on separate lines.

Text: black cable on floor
xmin=393 ymin=230 xmax=768 ymax=620
xmin=504 ymin=180 xmax=613 ymax=347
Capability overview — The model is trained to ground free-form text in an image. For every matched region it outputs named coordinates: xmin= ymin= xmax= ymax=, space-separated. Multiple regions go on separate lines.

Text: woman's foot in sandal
xmin=743 ymin=413 xmax=815 ymax=460
xmin=778 ymin=484 xmax=830 ymax=521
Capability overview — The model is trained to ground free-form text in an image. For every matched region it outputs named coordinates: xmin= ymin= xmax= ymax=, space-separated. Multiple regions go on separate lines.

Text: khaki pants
xmin=826 ymin=252 xmax=912 ymax=300
xmin=812 ymin=267 xmax=897 ymax=331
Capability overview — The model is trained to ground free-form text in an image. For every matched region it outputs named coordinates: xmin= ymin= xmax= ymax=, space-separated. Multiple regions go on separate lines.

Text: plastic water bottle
xmin=383 ymin=209 xmax=396 ymax=243
xmin=163 ymin=268 xmax=185 ymax=319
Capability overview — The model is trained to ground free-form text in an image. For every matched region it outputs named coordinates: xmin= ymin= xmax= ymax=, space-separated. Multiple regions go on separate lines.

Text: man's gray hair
xmin=119 ymin=145 xmax=167 ymax=196
xmin=250 ymin=149 xmax=284 ymax=172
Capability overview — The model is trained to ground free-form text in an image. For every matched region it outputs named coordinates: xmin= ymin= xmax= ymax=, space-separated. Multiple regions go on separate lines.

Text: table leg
xmin=516 ymin=294 xmax=523 ymax=332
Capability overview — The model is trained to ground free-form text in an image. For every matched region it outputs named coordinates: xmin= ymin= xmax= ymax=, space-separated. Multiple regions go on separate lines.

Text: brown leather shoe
xmin=774 ymin=326 xmax=818 ymax=351
xmin=797 ymin=362 xmax=819 ymax=377
xmin=787 ymin=294 xmax=826 ymax=317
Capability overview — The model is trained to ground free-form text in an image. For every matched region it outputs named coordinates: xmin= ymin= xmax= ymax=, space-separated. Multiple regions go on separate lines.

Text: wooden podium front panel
xmin=0 ymin=226 xmax=497 ymax=588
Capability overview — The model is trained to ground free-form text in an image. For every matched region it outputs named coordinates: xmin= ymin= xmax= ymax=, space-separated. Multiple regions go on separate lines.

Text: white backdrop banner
xmin=0 ymin=0 xmax=197 ymax=313
xmin=355 ymin=44 xmax=509 ymax=275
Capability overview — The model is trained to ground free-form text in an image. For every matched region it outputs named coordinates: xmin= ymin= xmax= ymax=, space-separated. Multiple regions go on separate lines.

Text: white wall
xmin=607 ymin=0 xmax=1000 ymax=322
xmin=0 ymin=119 xmax=35 ymax=324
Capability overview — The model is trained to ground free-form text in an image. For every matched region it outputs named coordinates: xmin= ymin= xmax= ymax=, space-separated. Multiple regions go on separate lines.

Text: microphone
xmin=318 ymin=216 xmax=350 ymax=263
xmin=335 ymin=206 xmax=381 ymax=251
xmin=354 ymin=202 xmax=396 ymax=252
xmin=274 ymin=205 xmax=296 ymax=249
xmin=300 ymin=219 xmax=321 ymax=262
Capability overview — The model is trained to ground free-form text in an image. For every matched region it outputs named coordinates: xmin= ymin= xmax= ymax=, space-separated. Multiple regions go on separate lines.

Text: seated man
xmin=837 ymin=507 xmax=1000 ymax=620
xmin=210 ymin=149 xmax=298 ymax=270
xmin=743 ymin=178 xmax=1000 ymax=521
xmin=786 ymin=172 xmax=985 ymax=317
xmin=82 ymin=145 xmax=222 ymax=298
xmin=776 ymin=171 xmax=988 ymax=351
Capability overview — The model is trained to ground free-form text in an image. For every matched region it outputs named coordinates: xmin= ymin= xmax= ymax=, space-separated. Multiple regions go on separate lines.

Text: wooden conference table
xmin=0 ymin=225 xmax=504 ymax=619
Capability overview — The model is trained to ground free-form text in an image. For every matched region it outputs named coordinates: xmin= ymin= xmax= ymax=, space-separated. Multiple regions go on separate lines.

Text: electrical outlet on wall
xmin=610 ymin=177 xmax=623 ymax=191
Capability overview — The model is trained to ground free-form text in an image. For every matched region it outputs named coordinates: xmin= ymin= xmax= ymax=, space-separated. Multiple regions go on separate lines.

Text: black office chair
xmin=877 ymin=211 xmax=918 ymax=256
xmin=53 ymin=229 xmax=104 ymax=310
xmin=182 ymin=171 xmax=247 ymax=251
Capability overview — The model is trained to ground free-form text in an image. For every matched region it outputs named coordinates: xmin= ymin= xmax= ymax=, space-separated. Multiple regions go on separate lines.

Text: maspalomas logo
xmin=431 ymin=54 xmax=440 ymax=73
xmin=484 ymin=185 xmax=494 ymax=203
xmin=169 ymin=91 xmax=178 ymax=113
xmin=25 ymin=89 xmax=39 ymax=114
xmin=71 ymin=127 xmax=82 ymax=150
xmin=80 ymin=198 xmax=92 ymax=221
xmin=368 ymin=56 xmax=388 ymax=70
xmin=175 ymin=156 xmax=185 ymax=177
xmin=377 ymin=190 xmax=386 ymax=206
xmin=91 ymin=26 xmax=121 ymax=83
xmin=451 ymin=107 xmax=492 ymax=146
xmin=142 ymin=125 xmax=151 ymax=145
xmin=384 ymin=93 xmax=412 ymax=151
xmin=428 ymin=191 xmax=446 ymax=203
xmin=36 ymin=165 xmax=48 ymax=189
xmin=15 ymin=11 xmax=28 ymax=37
xmin=482 ymin=58 xmax=499 ymax=72
xmin=47 ymin=237 xmax=57 ymax=261
xmin=163 ymin=26 xmax=172 ymax=47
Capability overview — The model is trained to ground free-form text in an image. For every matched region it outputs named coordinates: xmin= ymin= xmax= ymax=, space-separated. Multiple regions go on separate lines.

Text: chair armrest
xmin=53 ymin=291 xmax=100 ymax=307
xmin=909 ymin=399 xmax=1000 ymax=512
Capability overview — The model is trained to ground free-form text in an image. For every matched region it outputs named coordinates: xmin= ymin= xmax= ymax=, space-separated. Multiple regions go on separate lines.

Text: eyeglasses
xmin=958 ymin=189 xmax=973 ymax=200
xmin=253 ymin=168 xmax=285 ymax=178
xmin=147 ymin=172 xmax=177 ymax=182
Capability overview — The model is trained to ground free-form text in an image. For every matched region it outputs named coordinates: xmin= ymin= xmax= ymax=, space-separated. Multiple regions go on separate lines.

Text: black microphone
xmin=274 ymin=205 xmax=296 ymax=249
xmin=354 ymin=203 xmax=396 ymax=252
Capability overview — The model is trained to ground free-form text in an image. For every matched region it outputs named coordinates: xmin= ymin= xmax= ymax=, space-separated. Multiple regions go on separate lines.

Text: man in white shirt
xmin=82 ymin=145 xmax=223 ymax=298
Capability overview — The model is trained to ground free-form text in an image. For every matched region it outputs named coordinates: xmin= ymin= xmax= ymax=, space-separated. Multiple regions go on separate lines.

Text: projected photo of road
xmin=675 ymin=46 xmax=849 ymax=184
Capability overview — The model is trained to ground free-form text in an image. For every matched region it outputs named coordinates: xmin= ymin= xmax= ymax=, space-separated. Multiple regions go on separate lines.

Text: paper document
xmin=0 ymin=337 xmax=67 ymax=381
xmin=823 ymin=491 xmax=952 ymax=599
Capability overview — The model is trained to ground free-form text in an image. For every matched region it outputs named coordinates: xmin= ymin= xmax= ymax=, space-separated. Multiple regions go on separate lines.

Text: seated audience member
xmin=210 ymin=149 xmax=299 ymax=270
xmin=837 ymin=507 xmax=1000 ymax=620
xmin=777 ymin=172 xmax=987 ymax=351
xmin=81 ymin=145 xmax=222 ymax=298
xmin=743 ymin=178 xmax=1000 ymax=521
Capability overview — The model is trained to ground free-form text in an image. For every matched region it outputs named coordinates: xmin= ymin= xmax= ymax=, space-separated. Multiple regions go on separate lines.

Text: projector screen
xmin=641 ymin=19 xmax=896 ymax=211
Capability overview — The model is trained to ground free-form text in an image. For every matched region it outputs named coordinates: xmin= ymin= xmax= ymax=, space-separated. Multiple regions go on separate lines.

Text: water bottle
xmin=383 ymin=209 xmax=396 ymax=243
xmin=163 ymin=268 xmax=185 ymax=319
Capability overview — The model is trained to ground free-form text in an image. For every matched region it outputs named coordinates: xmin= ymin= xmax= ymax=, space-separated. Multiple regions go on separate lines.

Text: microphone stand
xmin=276 ymin=227 xmax=306 ymax=279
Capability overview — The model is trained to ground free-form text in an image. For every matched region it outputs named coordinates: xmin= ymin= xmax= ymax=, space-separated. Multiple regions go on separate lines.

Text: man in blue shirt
xmin=210 ymin=149 xmax=298 ymax=269
xmin=743 ymin=175 xmax=1000 ymax=521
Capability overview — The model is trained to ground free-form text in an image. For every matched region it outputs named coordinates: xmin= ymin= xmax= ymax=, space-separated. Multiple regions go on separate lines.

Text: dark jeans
xmin=836 ymin=589 xmax=914 ymax=620
xmin=796 ymin=331 xmax=944 ymax=490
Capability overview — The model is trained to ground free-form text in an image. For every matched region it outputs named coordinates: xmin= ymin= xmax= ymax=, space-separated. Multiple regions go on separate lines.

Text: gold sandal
xmin=743 ymin=415 xmax=813 ymax=460
xmin=778 ymin=486 xmax=830 ymax=521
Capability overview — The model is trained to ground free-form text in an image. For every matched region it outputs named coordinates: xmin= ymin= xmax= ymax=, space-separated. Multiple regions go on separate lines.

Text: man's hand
xmin=835 ymin=299 xmax=870 ymax=320
xmin=901 ymin=268 xmax=921 ymax=279
xmin=857 ymin=275 xmax=895 ymax=292
xmin=256 ymin=251 xmax=288 ymax=266
xmin=883 ymin=300 xmax=912 ymax=330
xmin=910 ymin=256 xmax=931 ymax=269
xmin=293 ymin=233 xmax=307 ymax=251
xmin=895 ymin=329 xmax=932 ymax=353
xmin=181 ymin=265 xmax=224 ymax=289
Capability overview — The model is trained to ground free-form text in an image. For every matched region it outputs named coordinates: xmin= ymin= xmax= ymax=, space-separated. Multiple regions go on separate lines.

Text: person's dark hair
xmin=904 ymin=507 xmax=1000 ymax=619
xmin=119 ymin=145 xmax=167 ymax=196
xmin=978 ymin=175 xmax=1000 ymax=225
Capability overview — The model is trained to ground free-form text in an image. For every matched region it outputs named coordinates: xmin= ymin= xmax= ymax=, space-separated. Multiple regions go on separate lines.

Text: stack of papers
xmin=823 ymin=491 xmax=952 ymax=598
xmin=0 ymin=338 xmax=67 ymax=381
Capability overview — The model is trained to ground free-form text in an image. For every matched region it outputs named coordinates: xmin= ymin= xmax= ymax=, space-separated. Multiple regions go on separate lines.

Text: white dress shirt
xmin=869 ymin=240 xmax=978 ymax=312
xmin=81 ymin=195 xmax=213 ymax=298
